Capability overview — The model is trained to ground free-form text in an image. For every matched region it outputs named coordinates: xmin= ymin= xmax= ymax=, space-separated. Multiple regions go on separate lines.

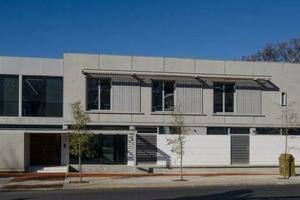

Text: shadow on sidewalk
xmin=156 ymin=189 xmax=300 ymax=200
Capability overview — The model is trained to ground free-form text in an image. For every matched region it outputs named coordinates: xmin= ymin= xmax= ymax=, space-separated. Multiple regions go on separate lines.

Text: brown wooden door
xmin=30 ymin=134 xmax=61 ymax=166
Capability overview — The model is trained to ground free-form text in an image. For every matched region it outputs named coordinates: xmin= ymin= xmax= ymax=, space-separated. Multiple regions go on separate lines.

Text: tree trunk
xmin=180 ymin=139 xmax=183 ymax=181
xmin=284 ymin=127 xmax=288 ymax=179
xmin=180 ymin=152 xmax=183 ymax=181
xmin=79 ymin=143 xmax=82 ymax=183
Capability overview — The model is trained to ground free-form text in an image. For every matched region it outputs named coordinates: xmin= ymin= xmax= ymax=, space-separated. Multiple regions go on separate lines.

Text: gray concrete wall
xmin=0 ymin=130 xmax=25 ymax=171
xmin=63 ymin=53 xmax=300 ymax=128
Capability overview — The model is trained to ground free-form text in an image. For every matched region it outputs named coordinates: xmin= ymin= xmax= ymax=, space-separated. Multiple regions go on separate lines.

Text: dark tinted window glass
xmin=152 ymin=81 xmax=163 ymax=111
xmin=22 ymin=76 xmax=63 ymax=117
xmin=0 ymin=75 xmax=18 ymax=116
xmin=164 ymin=82 xmax=174 ymax=111
xmin=159 ymin=126 xmax=179 ymax=134
xmin=87 ymin=79 xmax=98 ymax=110
xmin=207 ymin=127 xmax=228 ymax=135
xmin=69 ymin=135 xmax=127 ymax=164
xmin=255 ymin=128 xmax=280 ymax=135
xmin=225 ymin=83 xmax=235 ymax=112
xmin=136 ymin=127 xmax=158 ymax=133
xmin=230 ymin=128 xmax=250 ymax=134
xmin=213 ymin=83 xmax=223 ymax=113
xmin=288 ymin=128 xmax=300 ymax=135
xmin=100 ymin=79 xmax=111 ymax=110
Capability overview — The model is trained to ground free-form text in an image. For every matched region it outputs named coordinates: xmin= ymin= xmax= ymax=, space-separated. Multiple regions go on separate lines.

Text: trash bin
xmin=279 ymin=153 xmax=296 ymax=178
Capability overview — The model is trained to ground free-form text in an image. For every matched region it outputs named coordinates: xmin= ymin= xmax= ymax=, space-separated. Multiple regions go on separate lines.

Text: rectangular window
xmin=207 ymin=127 xmax=229 ymax=135
xmin=225 ymin=83 xmax=235 ymax=112
xmin=22 ymin=76 xmax=63 ymax=117
xmin=0 ymin=75 xmax=19 ymax=116
xmin=255 ymin=128 xmax=280 ymax=135
xmin=214 ymin=82 xmax=235 ymax=113
xmin=281 ymin=92 xmax=287 ymax=106
xmin=159 ymin=126 xmax=179 ymax=134
xmin=152 ymin=81 xmax=174 ymax=112
xmin=230 ymin=128 xmax=250 ymax=134
xmin=213 ymin=83 xmax=223 ymax=113
xmin=87 ymin=79 xmax=99 ymax=110
xmin=86 ymin=78 xmax=111 ymax=111
xmin=100 ymin=79 xmax=111 ymax=110
xmin=69 ymin=135 xmax=127 ymax=164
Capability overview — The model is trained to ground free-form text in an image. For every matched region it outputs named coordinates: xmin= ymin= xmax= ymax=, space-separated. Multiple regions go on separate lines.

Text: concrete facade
xmin=0 ymin=53 xmax=300 ymax=171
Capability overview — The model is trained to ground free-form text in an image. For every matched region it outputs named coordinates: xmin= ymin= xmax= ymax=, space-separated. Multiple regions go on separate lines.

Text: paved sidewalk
xmin=63 ymin=174 xmax=300 ymax=190
xmin=0 ymin=173 xmax=66 ymax=191
xmin=1 ymin=169 xmax=300 ymax=191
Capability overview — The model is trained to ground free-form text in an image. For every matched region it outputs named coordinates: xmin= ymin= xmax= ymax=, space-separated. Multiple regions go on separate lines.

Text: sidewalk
xmin=63 ymin=174 xmax=300 ymax=190
xmin=1 ymin=169 xmax=300 ymax=191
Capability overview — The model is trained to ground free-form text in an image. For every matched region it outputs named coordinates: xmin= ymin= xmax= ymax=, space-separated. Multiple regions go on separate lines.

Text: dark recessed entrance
xmin=30 ymin=134 xmax=61 ymax=166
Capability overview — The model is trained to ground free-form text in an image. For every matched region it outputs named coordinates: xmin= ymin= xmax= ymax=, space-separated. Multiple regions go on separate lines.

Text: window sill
xmin=151 ymin=112 xmax=206 ymax=116
xmin=85 ymin=110 xmax=144 ymax=115
xmin=212 ymin=113 xmax=265 ymax=117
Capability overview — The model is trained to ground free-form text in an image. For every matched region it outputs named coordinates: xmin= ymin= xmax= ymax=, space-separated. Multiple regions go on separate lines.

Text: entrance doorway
xmin=30 ymin=134 xmax=61 ymax=166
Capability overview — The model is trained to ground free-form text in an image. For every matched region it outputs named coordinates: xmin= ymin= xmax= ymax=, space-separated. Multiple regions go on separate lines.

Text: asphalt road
xmin=1 ymin=184 xmax=300 ymax=200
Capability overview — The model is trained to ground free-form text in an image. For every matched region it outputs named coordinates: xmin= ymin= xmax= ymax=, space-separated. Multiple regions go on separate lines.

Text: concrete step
xmin=28 ymin=166 xmax=68 ymax=173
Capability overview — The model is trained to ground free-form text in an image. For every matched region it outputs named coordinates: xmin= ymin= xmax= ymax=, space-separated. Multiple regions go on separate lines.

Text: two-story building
xmin=1 ymin=53 xmax=300 ymax=172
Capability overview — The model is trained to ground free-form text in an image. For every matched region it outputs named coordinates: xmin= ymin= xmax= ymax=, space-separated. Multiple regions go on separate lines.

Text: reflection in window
xmin=69 ymin=135 xmax=127 ymax=164
xmin=0 ymin=75 xmax=18 ymax=116
xmin=86 ymin=78 xmax=111 ymax=111
xmin=213 ymin=83 xmax=223 ymax=113
xmin=159 ymin=126 xmax=179 ymax=134
xmin=22 ymin=76 xmax=63 ymax=117
xmin=214 ymin=82 xmax=235 ymax=113
xmin=225 ymin=83 xmax=235 ymax=112
xmin=87 ymin=79 xmax=98 ymax=110
xmin=152 ymin=81 xmax=174 ymax=112
xmin=100 ymin=80 xmax=111 ymax=110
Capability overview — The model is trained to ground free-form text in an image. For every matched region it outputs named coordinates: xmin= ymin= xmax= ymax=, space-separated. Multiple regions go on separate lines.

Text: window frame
xmin=213 ymin=82 xmax=236 ymax=113
xmin=86 ymin=78 xmax=112 ymax=111
xmin=151 ymin=80 xmax=175 ymax=112
xmin=22 ymin=75 xmax=63 ymax=117
xmin=0 ymin=74 xmax=19 ymax=117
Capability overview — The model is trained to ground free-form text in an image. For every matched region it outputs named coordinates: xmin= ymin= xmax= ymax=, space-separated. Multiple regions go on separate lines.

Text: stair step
xmin=28 ymin=166 xmax=68 ymax=173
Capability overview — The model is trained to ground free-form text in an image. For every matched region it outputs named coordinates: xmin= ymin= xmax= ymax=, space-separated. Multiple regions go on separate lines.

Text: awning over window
xmin=82 ymin=68 xmax=272 ymax=82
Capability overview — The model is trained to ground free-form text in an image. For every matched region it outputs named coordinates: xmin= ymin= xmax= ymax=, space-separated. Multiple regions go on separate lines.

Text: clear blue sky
xmin=0 ymin=0 xmax=299 ymax=60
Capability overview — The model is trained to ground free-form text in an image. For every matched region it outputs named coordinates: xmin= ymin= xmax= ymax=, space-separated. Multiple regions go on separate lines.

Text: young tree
xmin=166 ymin=109 xmax=189 ymax=181
xmin=69 ymin=101 xmax=92 ymax=183
xmin=279 ymin=102 xmax=299 ymax=178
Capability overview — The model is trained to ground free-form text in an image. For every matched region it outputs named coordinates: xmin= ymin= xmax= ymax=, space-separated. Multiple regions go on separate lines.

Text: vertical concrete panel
xmin=61 ymin=134 xmax=69 ymax=165
xmin=175 ymin=82 xmax=184 ymax=112
xmin=0 ymin=131 xmax=25 ymax=171
xmin=194 ymin=87 xmax=203 ymax=114
xmin=127 ymin=133 xmax=135 ymax=166
xmin=131 ymin=85 xmax=141 ymax=112
xmin=63 ymin=54 xmax=99 ymax=122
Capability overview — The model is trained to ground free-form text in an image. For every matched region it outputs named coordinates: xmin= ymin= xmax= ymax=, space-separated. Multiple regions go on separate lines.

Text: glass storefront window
xmin=70 ymin=135 xmax=127 ymax=165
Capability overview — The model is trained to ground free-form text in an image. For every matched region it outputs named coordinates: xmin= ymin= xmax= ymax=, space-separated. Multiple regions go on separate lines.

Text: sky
xmin=0 ymin=0 xmax=300 ymax=60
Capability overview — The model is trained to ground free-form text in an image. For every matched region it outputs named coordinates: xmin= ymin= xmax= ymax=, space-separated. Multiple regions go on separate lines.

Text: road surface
xmin=1 ymin=184 xmax=300 ymax=199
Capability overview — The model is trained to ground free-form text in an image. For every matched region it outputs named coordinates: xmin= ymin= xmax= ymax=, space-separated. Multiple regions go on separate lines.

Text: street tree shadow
xmin=156 ymin=189 xmax=300 ymax=200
